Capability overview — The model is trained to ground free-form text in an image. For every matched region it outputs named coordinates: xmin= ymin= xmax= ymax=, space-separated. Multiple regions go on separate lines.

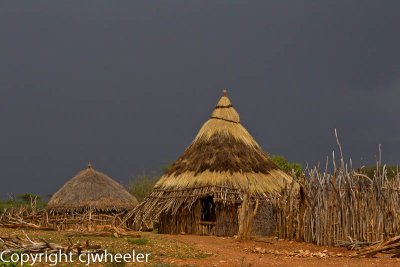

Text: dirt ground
xmin=1 ymin=228 xmax=400 ymax=266
xmin=167 ymin=235 xmax=400 ymax=267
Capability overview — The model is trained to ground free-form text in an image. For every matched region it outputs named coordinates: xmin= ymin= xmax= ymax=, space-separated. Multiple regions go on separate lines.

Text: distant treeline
xmin=359 ymin=165 xmax=399 ymax=180
xmin=0 ymin=193 xmax=46 ymax=210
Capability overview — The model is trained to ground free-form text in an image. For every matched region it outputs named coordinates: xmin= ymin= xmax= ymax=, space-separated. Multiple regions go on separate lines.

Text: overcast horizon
xmin=1 ymin=1 xmax=399 ymax=199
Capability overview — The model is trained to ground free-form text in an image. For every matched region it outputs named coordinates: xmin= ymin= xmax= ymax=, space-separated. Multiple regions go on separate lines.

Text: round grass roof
xmin=131 ymin=90 xmax=295 ymax=220
xmin=47 ymin=164 xmax=138 ymax=212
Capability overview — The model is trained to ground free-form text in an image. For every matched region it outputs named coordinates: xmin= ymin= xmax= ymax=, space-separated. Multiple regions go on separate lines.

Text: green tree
xmin=360 ymin=165 xmax=399 ymax=180
xmin=16 ymin=193 xmax=41 ymax=203
xmin=270 ymin=155 xmax=303 ymax=176
xmin=0 ymin=193 xmax=45 ymax=210
xmin=127 ymin=175 xmax=159 ymax=202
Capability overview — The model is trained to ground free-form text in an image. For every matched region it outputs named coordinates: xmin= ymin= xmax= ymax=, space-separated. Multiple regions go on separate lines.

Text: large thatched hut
xmin=130 ymin=90 xmax=295 ymax=236
xmin=47 ymin=164 xmax=138 ymax=230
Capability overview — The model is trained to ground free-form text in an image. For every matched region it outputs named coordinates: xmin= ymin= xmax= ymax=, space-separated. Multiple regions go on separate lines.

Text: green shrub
xmin=360 ymin=165 xmax=399 ymax=180
xmin=270 ymin=155 xmax=303 ymax=176
xmin=0 ymin=193 xmax=46 ymax=211
xmin=127 ymin=175 xmax=159 ymax=202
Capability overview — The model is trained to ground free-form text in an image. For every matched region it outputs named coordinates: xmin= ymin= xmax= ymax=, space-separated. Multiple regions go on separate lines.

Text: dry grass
xmin=0 ymin=228 xmax=209 ymax=266
xmin=156 ymin=170 xmax=292 ymax=194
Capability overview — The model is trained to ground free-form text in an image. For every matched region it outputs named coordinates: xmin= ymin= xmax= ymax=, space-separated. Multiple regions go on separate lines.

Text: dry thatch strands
xmin=47 ymin=164 xmax=138 ymax=212
xmin=128 ymin=90 xmax=297 ymax=237
xmin=46 ymin=164 xmax=138 ymax=230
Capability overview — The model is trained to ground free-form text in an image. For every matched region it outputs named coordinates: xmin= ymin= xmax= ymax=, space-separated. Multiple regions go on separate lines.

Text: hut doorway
xmin=200 ymin=196 xmax=216 ymax=222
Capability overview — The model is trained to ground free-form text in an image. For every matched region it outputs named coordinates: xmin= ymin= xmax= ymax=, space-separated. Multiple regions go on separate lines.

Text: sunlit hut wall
xmin=129 ymin=90 xmax=295 ymax=236
xmin=46 ymin=164 xmax=138 ymax=230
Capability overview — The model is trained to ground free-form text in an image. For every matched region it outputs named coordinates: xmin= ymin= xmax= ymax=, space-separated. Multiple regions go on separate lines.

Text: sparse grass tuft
xmin=0 ymin=254 xmax=30 ymax=267
xmin=127 ymin=237 xmax=149 ymax=246
xmin=104 ymin=262 xmax=126 ymax=267
xmin=0 ymin=229 xmax=209 ymax=266
xmin=149 ymin=262 xmax=176 ymax=267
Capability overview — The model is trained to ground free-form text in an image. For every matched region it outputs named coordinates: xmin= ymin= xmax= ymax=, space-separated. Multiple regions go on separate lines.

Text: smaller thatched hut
xmin=46 ymin=164 xmax=138 ymax=230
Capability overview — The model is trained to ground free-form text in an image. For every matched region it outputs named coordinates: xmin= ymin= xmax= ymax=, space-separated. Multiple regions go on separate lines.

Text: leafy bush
xmin=270 ymin=155 xmax=303 ymax=176
xmin=360 ymin=165 xmax=399 ymax=180
xmin=127 ymin=175 xmax=159 ymax=202
xmin=0 ymin=193 xmax=46 ymax=210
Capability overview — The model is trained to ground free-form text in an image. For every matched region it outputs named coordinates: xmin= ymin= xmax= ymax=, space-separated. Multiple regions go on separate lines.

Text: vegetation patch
xmin=127 ymin=237 xmax=149 ymax=246
xmin=270 ymin=155 xmax=303 ymax=176
xmin=0 ymin=193 xmax=45 ymax=211
xmin=127 ymin=175 xmax=159 ymax=202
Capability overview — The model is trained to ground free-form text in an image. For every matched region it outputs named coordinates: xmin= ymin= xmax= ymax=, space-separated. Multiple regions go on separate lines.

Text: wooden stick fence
xmin=273 ymin=137 xmax=400 ymax=246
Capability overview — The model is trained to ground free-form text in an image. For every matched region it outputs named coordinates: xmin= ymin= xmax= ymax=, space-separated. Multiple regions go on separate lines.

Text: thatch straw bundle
xmin=131 ymin=90 xmax=293 ymax=224
xmin=47 ymin=164 xmax=138 ymax=213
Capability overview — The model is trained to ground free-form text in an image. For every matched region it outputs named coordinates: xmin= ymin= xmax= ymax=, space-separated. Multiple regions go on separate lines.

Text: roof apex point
xmin=87 ymin=162 xmax=92 ymax=169
xmin=222 ymin=89 xmax=228 ymax=96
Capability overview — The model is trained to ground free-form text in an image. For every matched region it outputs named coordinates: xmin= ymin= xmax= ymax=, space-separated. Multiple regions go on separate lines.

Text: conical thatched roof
xmin=132 ymin=90 xmax=294 ymax=220
xmin=47 ymin=164 xmax=138 ymax=212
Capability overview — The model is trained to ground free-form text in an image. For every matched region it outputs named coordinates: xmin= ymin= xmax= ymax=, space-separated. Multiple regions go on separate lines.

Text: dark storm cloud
xmin=0 ymin=1 xmax=399 ymax=198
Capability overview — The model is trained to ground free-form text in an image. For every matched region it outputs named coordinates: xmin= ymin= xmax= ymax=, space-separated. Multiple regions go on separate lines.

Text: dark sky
xmin=1 ymin=1 xmax=399 ymax=199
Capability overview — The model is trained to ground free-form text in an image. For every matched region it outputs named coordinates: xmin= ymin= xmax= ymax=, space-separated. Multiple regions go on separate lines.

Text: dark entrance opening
xmin=201 ymin=196 xmax=216 ymax=222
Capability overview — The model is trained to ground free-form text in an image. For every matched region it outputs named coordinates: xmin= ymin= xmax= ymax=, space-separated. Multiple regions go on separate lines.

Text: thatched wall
xmin=157 ymin=199 xmax=276 ymax=237
xmin=158 ymin=201 xmax=239 ymax=236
